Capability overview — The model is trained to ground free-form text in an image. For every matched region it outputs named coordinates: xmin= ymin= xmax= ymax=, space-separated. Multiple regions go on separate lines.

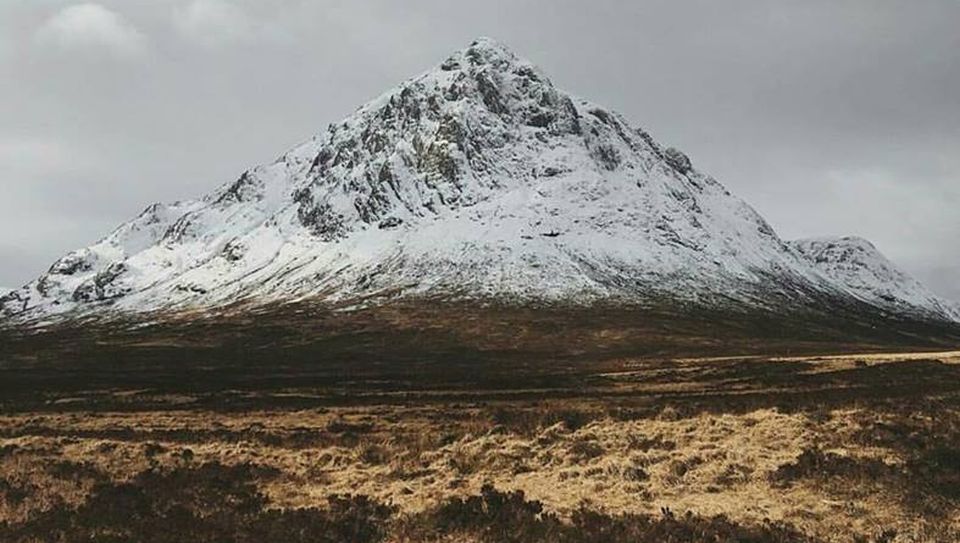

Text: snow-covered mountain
xmin=2 ymin=38 xmax=957 ymax=324
xmin=789 ymin=236 xmax=958 ymax=321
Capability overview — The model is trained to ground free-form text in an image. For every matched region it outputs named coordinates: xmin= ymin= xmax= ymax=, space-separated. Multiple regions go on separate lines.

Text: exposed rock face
xmin=2 ymin=38 xmax=957 ymax=324
xmin=664 ymin=148 xmax=692 ymax=174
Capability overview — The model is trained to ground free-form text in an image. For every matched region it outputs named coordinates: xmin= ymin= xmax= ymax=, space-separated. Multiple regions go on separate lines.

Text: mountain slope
xmin=790 ymin=237 xmax=959 ymax=321
xmin=2 ymin=38 xmax=957 ymax=325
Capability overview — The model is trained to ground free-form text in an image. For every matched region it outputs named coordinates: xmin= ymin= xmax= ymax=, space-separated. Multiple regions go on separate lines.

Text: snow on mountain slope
xmin=1 ymin=38 xmax=957 ymax=324
xmin=790 ymin=237 xmax=960 ymax=321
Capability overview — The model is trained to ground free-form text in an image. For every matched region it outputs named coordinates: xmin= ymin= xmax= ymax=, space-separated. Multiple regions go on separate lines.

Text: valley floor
xmin=1 ymin=349 xmax=958 ymax=542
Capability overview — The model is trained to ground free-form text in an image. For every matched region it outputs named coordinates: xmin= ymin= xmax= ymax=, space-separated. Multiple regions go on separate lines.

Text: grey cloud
xmin=34 ymin=2 xmax=147 ymax=59
xmin=0 ymin=1 xmax=957 ymax=300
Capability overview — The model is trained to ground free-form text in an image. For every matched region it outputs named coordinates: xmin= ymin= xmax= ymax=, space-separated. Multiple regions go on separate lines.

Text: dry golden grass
xmin=1 ymin=401 xmax=957 ymax=541
xmin=2 ymin=350 xmax=959 ymax=541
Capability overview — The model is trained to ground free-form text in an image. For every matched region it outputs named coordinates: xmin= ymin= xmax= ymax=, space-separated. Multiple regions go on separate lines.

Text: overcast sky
xmin=1 ymin=1 xmax=957 ymax=299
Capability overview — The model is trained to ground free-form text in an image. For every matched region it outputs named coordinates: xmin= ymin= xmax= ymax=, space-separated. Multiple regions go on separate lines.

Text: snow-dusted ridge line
xmin=788 ymin=236 xmax=959 ymax=321
xmin=2 ymin=37 xmax=957 ymax=324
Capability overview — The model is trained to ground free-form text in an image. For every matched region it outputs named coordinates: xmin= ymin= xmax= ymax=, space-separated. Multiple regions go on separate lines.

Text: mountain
xmin=2 ymin=38 xmax=957 ymax=325
xmin=789 ymin=236 xmax=958 ymax=320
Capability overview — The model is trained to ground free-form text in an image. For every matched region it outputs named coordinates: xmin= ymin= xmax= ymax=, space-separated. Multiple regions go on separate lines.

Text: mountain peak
xmin=2 ymin=40 xmax=958 ymax=325
xmin=439 ymin=37 xmax=530 ymax=71
xmin=467 ymin=36 xmax=514 ymax=52
xmin=413 ymin=37 xmax=561 ymax=122
xmin=465 ymin=36 xmax=522 ymax=60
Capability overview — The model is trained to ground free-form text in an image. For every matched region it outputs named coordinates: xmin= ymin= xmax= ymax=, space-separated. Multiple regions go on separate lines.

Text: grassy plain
xmin=1 ymin=301 xmax=958 ymax=541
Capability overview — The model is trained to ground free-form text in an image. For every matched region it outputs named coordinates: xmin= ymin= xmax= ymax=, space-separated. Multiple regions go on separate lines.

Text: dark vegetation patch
xmin=0 ymin=424 xmax=335 ymax=449
xmin=491 ymin=406 xmax=598 ymax=435
xmin=907 ymin=446 xmax=960 ymax=501
xmin=569 ymin=439 xmax=605 ymax=461
xmin=0 ymin=464 xmax=820 ymax=543
xmin=625 ymin=435 xmax=676 ymax=452
xmin=0 ymin=462 xmax=392 ymax=543
xmin=770 ymin=448 xmax=894 ymax=486
xmin=1 ymin=299 xmax=958 ymax=413
xmin=0 ymin=477 xmax=34 ymax=506
xmin=395 ymin=484 xmax=814 ymax=543
xmin=844 ymin=403 xmax=960 ymax=504
xmin=47 ymin=460 xmax=107 ymax=483
xmin=772 ymin=443 xmax=960 ymax=517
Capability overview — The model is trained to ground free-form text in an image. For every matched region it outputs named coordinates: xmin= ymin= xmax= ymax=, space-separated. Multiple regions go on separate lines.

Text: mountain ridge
xmin=2 ymin=37 xmax=957 ymax=325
